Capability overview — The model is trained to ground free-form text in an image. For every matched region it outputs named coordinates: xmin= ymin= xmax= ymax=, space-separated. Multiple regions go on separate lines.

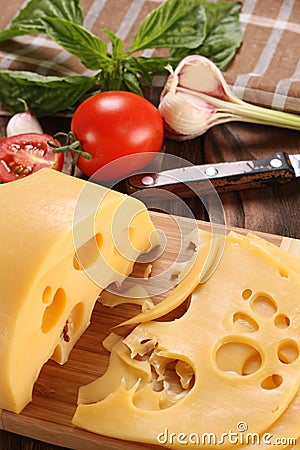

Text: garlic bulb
xmin=158 ymin=55 xmax=300 ymax=140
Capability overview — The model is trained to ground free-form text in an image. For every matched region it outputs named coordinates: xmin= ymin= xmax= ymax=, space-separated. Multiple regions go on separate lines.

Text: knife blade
xmin=126 ymin=152 xmax=300 ymax=198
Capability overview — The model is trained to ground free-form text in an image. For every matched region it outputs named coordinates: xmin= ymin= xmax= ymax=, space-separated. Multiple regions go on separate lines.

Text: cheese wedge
xmin=0 ymin=168 xmax=158 ymax=414
xmin=73 ymin=232 xmax=300 ymax=449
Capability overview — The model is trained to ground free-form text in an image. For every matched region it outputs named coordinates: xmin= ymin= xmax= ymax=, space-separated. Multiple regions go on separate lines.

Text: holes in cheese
xmin=261 ymin=374 xmax=283 ymax=390
xmin=274 ymin=313 xmax=290 ymax=329
xmin=215 ymin=340 xmax=262 ymax=376
xmin=100 ymin=285 xmax=154 ymax=312
xmin=41 ymin=288 xmax=67 ymax=334
xmin=131 ymin=347 xmax=195 ymax=410
xmin=42 ymin=286 xmax=52 ymax=304
xmin=51 ymin=302 xmax=85 ymax=361
xmin=232 ymin=312 xmax=259 ymax=332
xmin=63 ymin=302 xmax=85 ymax=342
xmin=250 ymin=293 xmax=277 ymax=318
xmin=242 ymin=288 xmax=252 ymax=300
xmin=277 ymin=339 xmax=299 ymax=365
xmin=73 ymin=233 xmax=103 ymax=271
xmin=279 ymin=267 xmax=289 ymax=278
xmin=72 ymin=232 xmax=300 ymax=446
xmin=0 ymin=168 xmax=158 ymax=413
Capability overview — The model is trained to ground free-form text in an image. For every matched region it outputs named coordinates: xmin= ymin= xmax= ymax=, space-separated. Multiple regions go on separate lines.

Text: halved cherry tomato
xmin=70 ymin=91 xmax=164 ymax=181
xmin=0 ymin=133 xmax=64 ymax=182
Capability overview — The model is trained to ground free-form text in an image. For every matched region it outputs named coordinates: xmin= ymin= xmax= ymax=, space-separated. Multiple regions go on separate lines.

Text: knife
xmin=126 ymin=152 xmax=300 ymax=198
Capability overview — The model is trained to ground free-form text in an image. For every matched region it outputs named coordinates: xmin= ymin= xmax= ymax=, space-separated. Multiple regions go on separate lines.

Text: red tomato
xmin=0 ymin=133 xmax=64 ymax=183
xmin=71 ymin=91 xmax=164 ymax=181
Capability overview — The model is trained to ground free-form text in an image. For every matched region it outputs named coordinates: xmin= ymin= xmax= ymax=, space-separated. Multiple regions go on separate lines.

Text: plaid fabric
xmin=226 ymin=0 xmax=300 ymax=113
xmin=0 ymin=0 xmax=299 ymax=115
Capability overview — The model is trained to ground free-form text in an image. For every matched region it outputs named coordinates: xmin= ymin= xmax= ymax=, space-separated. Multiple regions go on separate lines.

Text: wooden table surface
xmin=0 ymin=115 xmax=299 ymax=449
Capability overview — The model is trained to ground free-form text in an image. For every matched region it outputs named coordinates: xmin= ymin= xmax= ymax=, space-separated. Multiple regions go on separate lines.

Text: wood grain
xmin=0 ymin=212 xmax=289 ymax=450
xmin=203 ymin=123 xmax=300 ymax=237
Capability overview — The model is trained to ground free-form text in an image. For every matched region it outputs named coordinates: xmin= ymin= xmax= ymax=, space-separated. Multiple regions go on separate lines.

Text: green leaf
xmin=202 ymin=1 xmax=241 ymax=35
xmin=11 ymin=0 xmax=83 ymax=28
xmin=41 ymin=17 xmax=108 ymax=70
xmin=96 ymin=69 xmax=123 ymax=91
xmin=0 ymin=28 xmax=37 ymax=43
xmin=122 ymin=72 xmax=144 ymax=96
xmin=0 ymin=70 xmax=96 ymax=116
xmin=198 ymin=1 xmax=243 ymax=69
xmin=103 ymin=30 xmax=124 ymax=58
xmin=130 ymin=56 xmax=177 ymax=75
xmin=130 ymin=0 xmax=207 ymax=52
xmin=122 ymin=56 xmax=173 ymax=92
xmin=0 ymin=0 xmax=84 ymax=42
xmin=171 ymin=1 xmax=243 ymax=69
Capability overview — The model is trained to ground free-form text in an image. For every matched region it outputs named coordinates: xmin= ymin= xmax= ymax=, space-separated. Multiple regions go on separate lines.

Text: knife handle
xmin=205 ymin=151 xmax=295 ymax=193
xmin=126 ymin=152 xmax=295 ymax=198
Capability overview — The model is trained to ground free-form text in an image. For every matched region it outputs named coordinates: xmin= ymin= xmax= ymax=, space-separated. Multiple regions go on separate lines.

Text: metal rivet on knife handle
xmin=205 ymin=167 xmax=218 ymax=177
xmin=270 ymin=158 xmax=283 ymax=168
xmin=141 ymin=175 xmax=155 ymax=186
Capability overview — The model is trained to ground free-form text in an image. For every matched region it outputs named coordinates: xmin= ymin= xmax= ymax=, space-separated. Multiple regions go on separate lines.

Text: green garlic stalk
xmin=158 ymin=55 xmax=300 ymax=140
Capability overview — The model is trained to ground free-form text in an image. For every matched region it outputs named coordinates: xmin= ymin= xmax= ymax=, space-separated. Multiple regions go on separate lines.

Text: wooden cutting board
xmin=0 ymin=212 xmax=298 ymax=450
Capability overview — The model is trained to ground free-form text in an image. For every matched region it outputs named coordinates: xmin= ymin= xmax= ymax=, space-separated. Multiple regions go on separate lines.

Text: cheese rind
xmin=0 ymin=169 xmax=157 ymax=413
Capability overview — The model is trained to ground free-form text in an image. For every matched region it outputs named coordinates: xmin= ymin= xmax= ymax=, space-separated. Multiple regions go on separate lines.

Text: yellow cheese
xmin=100 ymin=285 xmax=155 ymax=312
xmin=230 ymin=233 xmax=300 ymax=450
xmin=232 ymin=385 xmax=300 ymax=449
xmin=119 ymin=230 xmax=225 ymax=326
xmin=73 ymin=232 xmax=300 ymax=448
xmin=233 ymin=231 xmax=300 ymax=276
xmin=0 ymin=168 xmax=158 ymax=414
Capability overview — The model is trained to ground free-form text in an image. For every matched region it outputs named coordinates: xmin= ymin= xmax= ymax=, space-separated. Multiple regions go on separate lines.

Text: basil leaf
xmin=11 ymin=0 xmax=83 ymax=28
xmin=130 ymin=0 xmax=207 ymax=52
xmin=171 ymin=1 xmax=242 ymax=69
xmin=97 ymin=69 xmax=123 ymax=91
xmin=0 ymin=0 xmax=84 ymax=42
xmin=0 ymin=28 xmax=37 ymax=43
xmin=0 ymin=70 xmax=95 ymax=116
xmin=198 ymin=1 xmax=242 ymax=68
xmin=130 ymin=56 xmax=177 ymax=75
xmin=123 ymin=56 xmax=172 ymax=92
xmin=41 ymin=17 xmax=108 ymax=70
xmin=122 ymin=72 xmax=144 ymax=96
xmin=103 ymin=30 xmax=124 ymax=58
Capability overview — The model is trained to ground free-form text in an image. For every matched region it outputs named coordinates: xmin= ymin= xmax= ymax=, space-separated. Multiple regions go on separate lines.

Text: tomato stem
xmin=49 ymin=131 xmax=92 ymax=168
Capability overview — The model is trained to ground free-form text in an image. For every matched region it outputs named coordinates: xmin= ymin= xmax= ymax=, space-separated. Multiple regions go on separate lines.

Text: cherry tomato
xmin=71 ymin=91 xmax=164 ymax=181
xmin=0 ymin=133 xmax=64 ymax=183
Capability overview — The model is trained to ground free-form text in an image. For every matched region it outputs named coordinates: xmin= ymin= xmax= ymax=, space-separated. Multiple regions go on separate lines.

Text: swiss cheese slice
xmin=0 ymin=168 xmax=158 ymax=414
xmin=73 ymin=232 xmax=300 ymax=448
xmin=233 ymin=386 xmax=300 ymax=449
xmin=116 ymin=230 xmax=225 ymax=325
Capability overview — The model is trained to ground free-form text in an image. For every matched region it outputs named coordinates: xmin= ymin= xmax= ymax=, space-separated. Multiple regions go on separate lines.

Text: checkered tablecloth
xmin=0 ymin=0 xmax=299 ymax=115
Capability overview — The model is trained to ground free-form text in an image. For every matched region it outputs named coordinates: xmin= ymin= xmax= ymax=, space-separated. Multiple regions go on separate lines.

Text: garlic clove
xmin=6 ymin=101 xmax=44 ymax=137
xmin=159 ymin=91 xmax=211 ymax=139
xmin=6 ymin=111 xmax=44 ymax=137
xmin=159 ymin=90 xmax=234 ymax=140
xmin=174 ymin=55 xmax=238 ymax=102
